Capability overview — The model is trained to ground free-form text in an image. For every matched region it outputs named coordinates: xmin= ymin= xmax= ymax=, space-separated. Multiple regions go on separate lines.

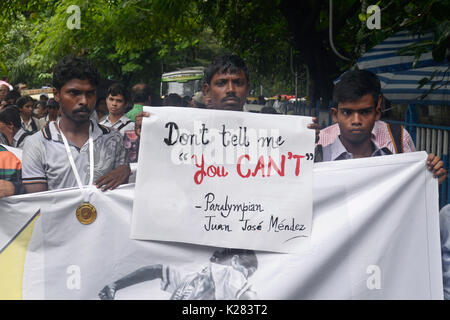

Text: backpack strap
xmin=16 ymin=131 xmax=32 ymax=147
xmin=381 ymin=147 xmax=393 ymax=155
xmin=30 ymin=118 xmax=38 ymax=132
xmin=314 ymin=144 xmax=323 ymax=163
xmin=97 ymin=123 xmax=111 ymax=135
xmin=41 ymin=123 xmax=52 ymax=140
xmin=386 ymin=123 xmax=404 ymax=153
xmin=116 ymin=120 xmax=133 ymax=131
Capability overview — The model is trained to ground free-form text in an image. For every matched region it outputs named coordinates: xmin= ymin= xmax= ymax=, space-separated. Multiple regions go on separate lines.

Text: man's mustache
xmin=221 ymin=94 xmax=240 ymax=103
xmin=73 ymin=105 xmax=91 ymax=113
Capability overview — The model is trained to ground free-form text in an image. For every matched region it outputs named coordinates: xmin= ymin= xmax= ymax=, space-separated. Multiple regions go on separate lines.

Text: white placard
xmin=130 ymin=107 xmax=315 ymax=253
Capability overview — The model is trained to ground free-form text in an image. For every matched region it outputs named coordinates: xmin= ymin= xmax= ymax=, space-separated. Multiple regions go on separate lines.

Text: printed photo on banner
xmin=98 ymin=248 xmax=258 ymax=300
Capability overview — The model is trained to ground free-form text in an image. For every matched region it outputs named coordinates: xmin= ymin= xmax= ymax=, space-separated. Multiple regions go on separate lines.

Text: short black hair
xmin=163 ymin=93 xmax=184 ymax=107
xmin=4 ymin=90 xmax=21 ymax=103
xmin=333 ymin=69 xmax=381 ymax=107
xmin=131 ymin=83 xmax=152 ymax=104
xmin=52 ymin=56 xmax=100 ymax=91
xmin=0 ymin=106 xmax=21 ymax=129
xmin=16 ymin=95 xmax=34 ymax=109
xmin=47 ymin=98 xmax=60 ymax=109
xmin=95 ymin=97 xmax=106 ymax=110
xmin=210 ymin=248 xmax=258 ymax=271
xmin=204 ymin=54 xmax=249 ymax=85
xmin=34 ymin=100 xmax=47 ymax=109
xmin=108 ymin=82 xmax=130 ymax=103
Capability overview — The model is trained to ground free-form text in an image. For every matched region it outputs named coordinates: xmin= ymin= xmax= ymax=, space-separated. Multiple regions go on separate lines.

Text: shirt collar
xmin=105 ymin=114 xmax=129 ymax=125
xmin=13 ymin=128 xmax=25 ymax=143
xmin=49 ymin=120 xmax=104 ymax=143
xmin=330 ymin=135 xmax=385 ymax=161
xmin=371 ymin=121 xmax=381 ymax=139
xmin=21 ymin=116 xmax=31 ymax=126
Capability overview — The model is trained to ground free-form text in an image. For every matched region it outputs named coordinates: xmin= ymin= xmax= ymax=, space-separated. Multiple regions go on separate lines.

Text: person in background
xmin=100 ymin=82 xmax=134 ymax=136
xmin=319 ymin=78 xmax=415 ymax=154
xmin=0 ymin=145 xmax=25 ymax=198
xmin=16 ymin=95 xmax=44 ymax=134
xmin=257 ymin=95 xmax=266 ymax=106
xmin=163 ymin=93 xmax=184 ymax=107
xmin=14 ymin=83 xmax=27 ymax=93
xmin=4 ymin=90 xmax=21 ymax=106
xmin=0 ymin=83 xmax=10 ymax=106
xmin=0 ymin=106 xmax=31 ymax=148
xmin=45 ymin=98 xmax=61 ymax=123
xmin=134 ymin=54 xmax=319 ymax=138
xmin=33 ymin=100 xmax=48 ymax=119
xmin=182 ymin=95 xmax=192 ymax=108
xmin=314 ymin=69 xmax=446 ymax=184
xmin=260 ymin=106 xmax=278 ymax=114
xmin=191 ymin=91 xmax=206 ymax=108
xmin=272 ymin=95 xmax=282 ymax=113
xmin=95 ymin=97 xmax=108 ymax=123
xmin=39 ymin=93 xmax=49 ymax=105
xmin=126 ymin=83 xmax=152 ymax=122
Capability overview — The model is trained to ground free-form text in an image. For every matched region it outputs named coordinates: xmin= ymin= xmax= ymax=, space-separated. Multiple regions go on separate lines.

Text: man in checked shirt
xmin=315 ymin=69 xmax=446 ymax=184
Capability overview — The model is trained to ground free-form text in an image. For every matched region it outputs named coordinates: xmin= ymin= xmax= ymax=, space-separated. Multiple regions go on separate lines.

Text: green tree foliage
xmin=0 ymin=0 xmax=221 ymax=90
xmin=1 ymin=0 xmax=448 ymax=100
xmin=199 ymin=0 xmax=449 ymax=107
xmin=0 ymin=15 xmax=49 ymax=87
xmin=197 ymin=0 xmax=297 ymax=97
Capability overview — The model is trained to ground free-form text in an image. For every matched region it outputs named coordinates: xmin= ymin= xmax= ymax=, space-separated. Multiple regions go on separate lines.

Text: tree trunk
xmin=279 ymin=0 xmax=359 ymax=112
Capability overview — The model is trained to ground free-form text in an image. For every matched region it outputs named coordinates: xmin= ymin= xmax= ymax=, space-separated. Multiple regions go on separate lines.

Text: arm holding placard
xmin=94 ymin=164 xmax=131 ymax=191
xmin=134 ymin=111 xmax=150 ymax=138
xmin=307 ymin=117 xmax=320 ymax=143
xmin=427 ymin=153 xmax=447 ymax=184
xmin=98 ymin=264 xmax=163 ymax=300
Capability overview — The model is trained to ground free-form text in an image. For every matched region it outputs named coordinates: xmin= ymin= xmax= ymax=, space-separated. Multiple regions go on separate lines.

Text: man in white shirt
xmin=100 ymin=82 xmax=134 ymax=136
xmin=22 ymin=56 xmax=130 ymax=193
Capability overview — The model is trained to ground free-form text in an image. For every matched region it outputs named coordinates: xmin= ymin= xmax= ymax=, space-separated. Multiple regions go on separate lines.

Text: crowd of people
xmin=0 ymin=53 xmax=449 ymax=299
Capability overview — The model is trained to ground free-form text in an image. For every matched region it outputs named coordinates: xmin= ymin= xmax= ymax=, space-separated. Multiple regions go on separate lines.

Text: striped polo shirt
xmin=0 ymin=144 xmax=22 ymax=182
xmin=22 ymin=120 xmax=128 ymax=191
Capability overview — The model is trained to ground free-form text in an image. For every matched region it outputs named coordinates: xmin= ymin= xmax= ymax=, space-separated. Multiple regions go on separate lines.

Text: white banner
xmin=1 ymin=144 xmax=22 ymax=160
xmin=131 ymin=107 xmax=315 ymax=253
xmin=0 ymin=151 xmax=443 ymax=299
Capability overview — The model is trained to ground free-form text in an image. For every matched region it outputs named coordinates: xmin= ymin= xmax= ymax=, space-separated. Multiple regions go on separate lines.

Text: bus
xmin=160 ymin=66 xmax=204 ymax=98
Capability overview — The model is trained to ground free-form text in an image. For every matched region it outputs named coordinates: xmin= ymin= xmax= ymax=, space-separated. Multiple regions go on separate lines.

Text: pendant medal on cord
xmin=58 ymin=120 xmax=97 ymax=225
xmin=76 ymin=202 xmax=97 ymax=225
